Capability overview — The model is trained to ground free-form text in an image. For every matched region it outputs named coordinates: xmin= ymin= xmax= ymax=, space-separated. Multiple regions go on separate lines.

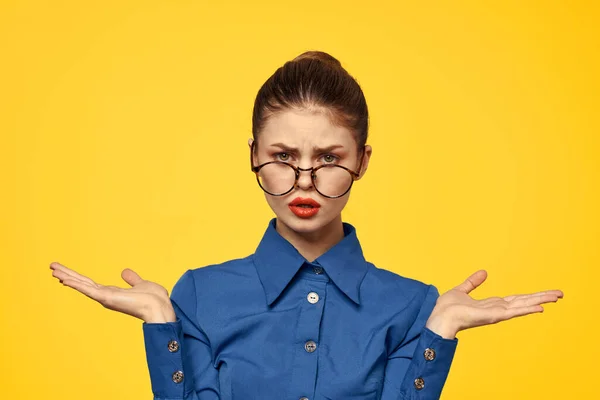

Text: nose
xmin=295 ymin=167 xmax=314 ymax=191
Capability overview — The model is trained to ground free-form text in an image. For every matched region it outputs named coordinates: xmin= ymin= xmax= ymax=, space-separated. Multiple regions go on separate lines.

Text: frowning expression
xmin=250 ymin=107 xmax=371 ymax=234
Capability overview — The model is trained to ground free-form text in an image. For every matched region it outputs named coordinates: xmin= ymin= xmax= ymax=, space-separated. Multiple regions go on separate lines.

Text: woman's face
xmin=250 ymin=108 xmax=371 ymax=235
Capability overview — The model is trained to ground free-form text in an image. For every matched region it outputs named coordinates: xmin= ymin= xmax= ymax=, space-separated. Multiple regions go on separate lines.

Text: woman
xmin=50 ymin=51 xmax=563 ymax=400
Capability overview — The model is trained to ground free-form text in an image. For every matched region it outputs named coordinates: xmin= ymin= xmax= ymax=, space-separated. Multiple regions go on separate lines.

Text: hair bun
xmin=253 ymin=49 xmax=369 ymax=149
xmin=292 ymin=50 xmax=342 ymax=69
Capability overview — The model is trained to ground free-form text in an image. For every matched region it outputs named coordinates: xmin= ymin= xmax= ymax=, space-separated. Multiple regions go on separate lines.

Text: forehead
xmin=260 ymin=108 xmax=355 ymax=147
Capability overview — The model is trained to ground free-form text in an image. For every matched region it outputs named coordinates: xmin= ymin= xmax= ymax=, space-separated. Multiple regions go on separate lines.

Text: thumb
xmin=454 ymin=269 xmax=488 ymax=294
xmin=121 ymin=268 xmax=144 ymax=287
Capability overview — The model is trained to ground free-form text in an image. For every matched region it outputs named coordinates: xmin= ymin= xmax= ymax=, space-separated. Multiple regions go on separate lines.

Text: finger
xmin=121 ymin=268 xmax=144 ymax=287
xmin=61 ymin=278 xmax=104 ymax=302
xmin=504 ymin=292 xmax=561 ymax=305
xmin=52 ymin=269 xmax=96 ymax=287
xmin=502 ymin=305 xmax=545 ymax=321
xmin=504 ymin=290 xmax=564 ymax=302
xmin=50 ymin=262 xmax=96 ymax=286
xmin=482 ymin=293 xmax=561 ymax=309
xmin=454 ymin=270 xmax=488 ymax=294
xmin=509 ymin=294 xmax=560 ymax=308
xmin=493 ymin=293 xmax=549 ymax=305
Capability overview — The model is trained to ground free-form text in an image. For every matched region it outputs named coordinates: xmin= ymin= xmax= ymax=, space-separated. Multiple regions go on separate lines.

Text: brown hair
xmin=252 ymin=50 xmax=369 ymax=149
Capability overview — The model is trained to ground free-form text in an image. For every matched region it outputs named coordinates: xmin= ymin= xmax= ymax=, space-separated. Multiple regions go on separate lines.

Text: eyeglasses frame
xmin=250 ymin=141 xmax=366 ymax=199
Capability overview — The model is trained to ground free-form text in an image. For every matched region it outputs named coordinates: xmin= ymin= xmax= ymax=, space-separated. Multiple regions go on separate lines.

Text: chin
xmin=275 ymin=209 xmax=340 ymax=235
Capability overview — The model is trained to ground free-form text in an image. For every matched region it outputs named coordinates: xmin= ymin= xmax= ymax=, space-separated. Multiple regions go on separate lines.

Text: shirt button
xmin=299 ymin=397 xmax=309 ymax=400
xmin=172 ymin=370 xmax=184 ymax=384
xmin=304 ymin=340 xmax=317 ymax=353
xmin=424 ymin=347 xmax=436 ymax=361
xmin=307 ymin=292 xmax=319 ymax=304
xmin=414 ymin=377 xmax=425 ymax=390
xmin=168 ymin=340 xmax=180 ymax=353
xmin=313 ymin=266 xmax=323 ymax=274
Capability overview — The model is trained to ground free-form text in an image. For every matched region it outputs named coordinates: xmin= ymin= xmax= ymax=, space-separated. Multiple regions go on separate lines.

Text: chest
xmin=207 ymin=276 xmax=407 ymax=400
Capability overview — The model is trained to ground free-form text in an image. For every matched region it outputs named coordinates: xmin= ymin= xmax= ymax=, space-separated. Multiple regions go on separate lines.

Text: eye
xmin=275 ymin=152 xmax=290 ymax=161
xmin=321 ymin=154 xmax=339 ymax=163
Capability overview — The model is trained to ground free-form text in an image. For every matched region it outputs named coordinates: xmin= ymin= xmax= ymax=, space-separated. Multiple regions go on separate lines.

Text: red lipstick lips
xmin=289 ymin=197 xmax=321 ymax=218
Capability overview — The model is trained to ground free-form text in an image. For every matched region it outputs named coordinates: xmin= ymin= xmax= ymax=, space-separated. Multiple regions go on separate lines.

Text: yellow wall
xmin=1 ymin=1 xmax=597 ymax=398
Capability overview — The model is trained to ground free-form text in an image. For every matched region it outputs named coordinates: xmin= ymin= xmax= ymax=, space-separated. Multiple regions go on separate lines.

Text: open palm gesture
xmin=50 ymin=262 xmax=176 ymax=323
xmin=427 ymin=270 xmax=564 ymax=337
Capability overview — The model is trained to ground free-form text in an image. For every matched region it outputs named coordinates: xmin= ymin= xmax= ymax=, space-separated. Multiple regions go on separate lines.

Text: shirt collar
xmin=253 ymin=218 xmax=369 ymax=306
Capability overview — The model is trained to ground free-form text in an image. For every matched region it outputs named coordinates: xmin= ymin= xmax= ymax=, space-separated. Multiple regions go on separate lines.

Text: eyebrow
xmin=269 ymin=143 xmax=346 ymax=153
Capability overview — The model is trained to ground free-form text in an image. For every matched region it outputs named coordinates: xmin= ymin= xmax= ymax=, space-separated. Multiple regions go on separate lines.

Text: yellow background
xmin=1 ymin=1 xmax=597 ymax=399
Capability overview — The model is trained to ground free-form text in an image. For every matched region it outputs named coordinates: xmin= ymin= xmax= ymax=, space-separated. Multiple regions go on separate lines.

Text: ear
xmin=356 ymin=145 xmax=372 ymax=180
xmin=248 ymin=138 xmax=256 ymax=168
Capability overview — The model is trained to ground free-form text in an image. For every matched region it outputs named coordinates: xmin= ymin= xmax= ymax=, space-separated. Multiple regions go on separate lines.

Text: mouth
xmin=288 ymin=197 xmax=321 ymax=218
xmin=289 ymin=197 xmax=321 ymax=208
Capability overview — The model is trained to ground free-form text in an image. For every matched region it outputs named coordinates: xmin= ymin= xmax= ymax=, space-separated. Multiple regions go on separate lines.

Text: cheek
xmin=327 ymin=195 xmax=350 ymax=211
xmin=264 ymin=193 xmax=285 ymax=210
xmin=312 ymin=192 xmax=351 ymax=212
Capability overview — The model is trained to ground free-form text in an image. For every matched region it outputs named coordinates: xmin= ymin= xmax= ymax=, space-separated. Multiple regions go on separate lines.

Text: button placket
xmin=289 ymin=277 xmax=327 ymax=399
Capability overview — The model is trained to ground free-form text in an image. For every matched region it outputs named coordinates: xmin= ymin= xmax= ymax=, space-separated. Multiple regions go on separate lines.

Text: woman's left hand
xmin=425 ymin=270 xmax=564 ymax=339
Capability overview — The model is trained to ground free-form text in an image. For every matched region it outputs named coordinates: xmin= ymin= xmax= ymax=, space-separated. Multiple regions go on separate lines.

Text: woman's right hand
xmin=50 ymin=262 xmax=177 ymax=323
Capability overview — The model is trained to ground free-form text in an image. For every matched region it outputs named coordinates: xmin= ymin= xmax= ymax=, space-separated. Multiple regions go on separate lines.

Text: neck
xmin=275 ymin=215 xmax=345 ymax=262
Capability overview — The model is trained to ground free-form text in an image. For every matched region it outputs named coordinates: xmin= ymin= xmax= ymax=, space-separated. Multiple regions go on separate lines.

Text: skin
xmin=50 ymin=107 xmax=564 ymax=339
xmin=250 ymin=107 xmax=371 ymax=261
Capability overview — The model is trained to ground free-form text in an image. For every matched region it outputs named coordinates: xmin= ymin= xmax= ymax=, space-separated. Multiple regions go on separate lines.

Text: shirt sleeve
xmin=142 ymin=269 xmax=221 ymax=400
xmin=380 ymin=284 xmax=458 ymax=400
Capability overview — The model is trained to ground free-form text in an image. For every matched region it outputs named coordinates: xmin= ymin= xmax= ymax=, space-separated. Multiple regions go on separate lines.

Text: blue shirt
xmin=143 ymin=218 xmax=458 ymax=400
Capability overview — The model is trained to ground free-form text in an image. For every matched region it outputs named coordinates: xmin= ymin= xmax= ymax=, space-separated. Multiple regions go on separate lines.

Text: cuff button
xmin=168 ymin=340 xmax=180 ymax=353
xmin=424 ymin=347 xmax=436 ymax=361
xmin=414 ymin=377 xmax=425 ymax=390
xmin=172 ymin=370 xmax=184 ymax=384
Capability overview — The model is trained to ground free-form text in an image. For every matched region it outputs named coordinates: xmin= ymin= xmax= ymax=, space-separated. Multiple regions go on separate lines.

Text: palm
xmin=436 ymin=270 xmax=563 ymax=332
xmin=50 ymin=262 xmax=173 ymax=322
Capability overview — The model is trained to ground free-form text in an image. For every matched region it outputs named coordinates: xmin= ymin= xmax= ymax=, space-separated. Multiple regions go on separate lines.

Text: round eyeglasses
xmin=250 ymin=143 xmax=365 ymax=199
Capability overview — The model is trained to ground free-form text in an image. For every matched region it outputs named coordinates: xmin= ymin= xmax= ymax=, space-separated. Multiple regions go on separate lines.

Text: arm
xmin=48 ymin=262 xmax=223 ymax=398
xmin=380 ymin=285 xmax=458 ymax=400
xmin=382 ymin=269 xmax=564 ymax=399
xmin=143 ymin=270 xmax=220 ymax=400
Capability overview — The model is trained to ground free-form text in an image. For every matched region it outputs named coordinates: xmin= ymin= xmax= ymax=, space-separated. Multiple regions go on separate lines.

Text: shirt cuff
xmin=400 ymin=326 xmax=459 ymax=399
xmin=143 ymin=319 xmax=188 ymax=399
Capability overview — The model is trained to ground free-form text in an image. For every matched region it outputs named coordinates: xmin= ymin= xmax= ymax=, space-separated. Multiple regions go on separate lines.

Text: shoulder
xmin=362 ymin=262 xmax=439 ymax=309
xmin=170 ymin=255 xmax=264 ymax=307
xmin=175 ymin=255 xmax=257 ymax=290
xmin=170 ymin=255 xmax=267 ymax=329
xmin=366 ymin=263 xmax=432 ymax=294
xmin=189 ymin=255 xmax=255 ymax=278
xmin=361 ymin=264 xmax=441 ymax=340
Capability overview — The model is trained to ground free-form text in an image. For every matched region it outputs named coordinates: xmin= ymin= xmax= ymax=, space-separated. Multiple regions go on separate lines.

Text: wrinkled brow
xmin=269 ymin=143 xmax=346 ymax=153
